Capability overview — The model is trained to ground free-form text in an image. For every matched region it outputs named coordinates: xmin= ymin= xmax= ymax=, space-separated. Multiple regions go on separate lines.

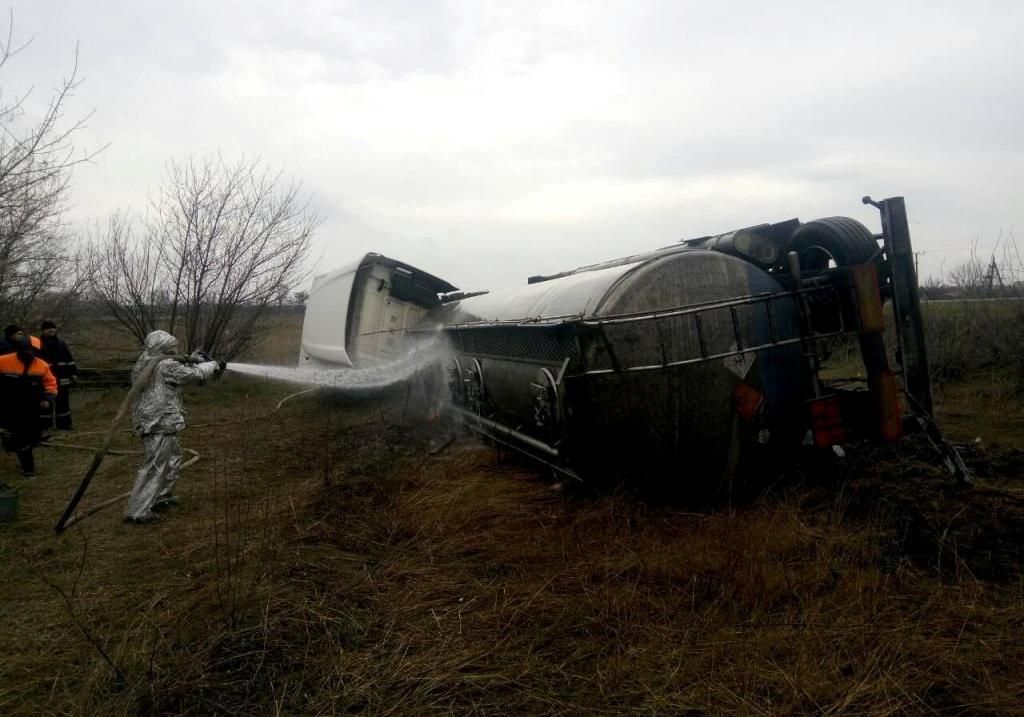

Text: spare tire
xmin=787 ymin=216 xmax=878 ymax=270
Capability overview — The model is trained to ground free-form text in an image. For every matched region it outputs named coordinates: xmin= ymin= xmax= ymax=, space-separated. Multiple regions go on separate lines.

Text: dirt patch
xmin=816 ymin=437 xmax=1024 ymax=583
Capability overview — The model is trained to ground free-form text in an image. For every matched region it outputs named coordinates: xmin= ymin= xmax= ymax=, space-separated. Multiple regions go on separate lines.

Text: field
xmin=1 ymin=312 xmax=1023 ymax=715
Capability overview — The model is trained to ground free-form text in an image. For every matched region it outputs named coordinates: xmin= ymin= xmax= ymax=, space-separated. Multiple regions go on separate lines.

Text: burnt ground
xmin=803 ymin=437 xmax=1024 ymax=584
xmin=1 ymin=370 xmax=1023 ymax=715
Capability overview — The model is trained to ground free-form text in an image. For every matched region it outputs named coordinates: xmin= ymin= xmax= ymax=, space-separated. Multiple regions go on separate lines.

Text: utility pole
xmin=984 ymin=256 xmax=1003 ymax=293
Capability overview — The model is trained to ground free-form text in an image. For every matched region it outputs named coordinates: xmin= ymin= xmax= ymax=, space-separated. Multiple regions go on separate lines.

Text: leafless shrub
xmin=926 ymin=236 xmax=1024 ymax=386
xmin=90 ymin=211 xmax=165 ymax=341
xmin=209 ymin=451 xmax=276 ymax=631
xmin=91 ymin=157 xmax=321 ymax=359
xmin=0 ymin=14 xmax=99 ymax=321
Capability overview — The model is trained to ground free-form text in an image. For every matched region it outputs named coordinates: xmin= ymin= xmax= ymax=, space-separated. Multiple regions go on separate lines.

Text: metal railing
xmin=572 ymin=285 xmax=849 ymax=376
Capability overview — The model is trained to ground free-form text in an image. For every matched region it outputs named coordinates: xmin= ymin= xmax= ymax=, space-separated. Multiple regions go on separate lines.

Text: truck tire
xmin=788 ymin=216 xmax=878 ymax=270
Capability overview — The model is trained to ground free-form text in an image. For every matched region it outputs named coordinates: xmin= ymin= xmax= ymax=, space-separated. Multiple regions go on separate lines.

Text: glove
xmin=217 ymin=360 xmax=227 ymax=372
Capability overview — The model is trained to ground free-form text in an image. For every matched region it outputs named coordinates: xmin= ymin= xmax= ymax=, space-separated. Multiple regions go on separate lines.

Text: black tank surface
xmin=432 ymin=247 xmax=807 ymax=492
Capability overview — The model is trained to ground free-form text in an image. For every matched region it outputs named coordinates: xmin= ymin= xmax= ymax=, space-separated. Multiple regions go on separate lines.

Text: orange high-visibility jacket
xmin=0 ymin=352 xmax=58 ymax=398
xmin=29 ymin=335 xmax=41 ymax=350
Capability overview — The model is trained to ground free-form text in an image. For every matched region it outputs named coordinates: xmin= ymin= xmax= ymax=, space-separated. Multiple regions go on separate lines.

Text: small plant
xmin=925 ymin=238 xmax=1024 ymax=388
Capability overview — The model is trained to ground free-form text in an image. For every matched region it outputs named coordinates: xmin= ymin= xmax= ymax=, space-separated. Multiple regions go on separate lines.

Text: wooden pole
xmin=54 ymin=359 xmax=161 ymax=533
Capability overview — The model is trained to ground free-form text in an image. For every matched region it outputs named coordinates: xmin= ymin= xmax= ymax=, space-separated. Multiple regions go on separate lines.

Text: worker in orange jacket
xmin=1 ymin=324 xmax=25 ymax=354
xmin=2 ymin=324 xmax=43 ymax=351
xmin=0 ymin=335 xmax=58 ymax=477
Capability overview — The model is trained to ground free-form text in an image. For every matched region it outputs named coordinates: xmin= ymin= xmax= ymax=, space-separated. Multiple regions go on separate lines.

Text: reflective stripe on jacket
xmin=37 ymin=335 xmax=78 ymax=380
xmin=0 ymin=352 xmax=58 ymax=398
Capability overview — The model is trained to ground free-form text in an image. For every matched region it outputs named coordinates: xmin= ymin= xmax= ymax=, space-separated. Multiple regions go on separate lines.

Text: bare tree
xmin=93 ymin=157 xmax=320 ymax=359
xmin=0 ymin=15 xmax=97 ymax=321
xmin=932 ymin=234 xmax=1024 ymax=386
xmin=90 ymin=210 xmax=166 ymax=340
xmin=947 ymin=234 xmax=1024 ymax=299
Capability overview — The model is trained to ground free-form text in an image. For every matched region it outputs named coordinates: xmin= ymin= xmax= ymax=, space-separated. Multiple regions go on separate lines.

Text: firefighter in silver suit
xmin=124 ymin=330 xmax=221 ymax=524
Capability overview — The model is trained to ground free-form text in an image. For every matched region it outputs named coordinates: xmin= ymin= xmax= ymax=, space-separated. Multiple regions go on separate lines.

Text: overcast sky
xmin=7 ymin=1 xmax=1023 ymax=290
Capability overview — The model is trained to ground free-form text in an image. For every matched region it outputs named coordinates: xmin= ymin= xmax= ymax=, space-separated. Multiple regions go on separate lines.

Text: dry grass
xmin=238 ymin=442 xmax=1021 ymax=716
xmin=1 ymin=315 xmax=1023 ymax=715
xmin=52 ymin=307 xmax=305 ymax=369
xmin=924 ymin=299 xmax=1024 ymax=387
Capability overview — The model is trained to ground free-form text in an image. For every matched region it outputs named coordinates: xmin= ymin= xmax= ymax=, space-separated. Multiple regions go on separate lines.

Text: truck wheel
xmin=788 ymin=217 xmax=878 ymax=270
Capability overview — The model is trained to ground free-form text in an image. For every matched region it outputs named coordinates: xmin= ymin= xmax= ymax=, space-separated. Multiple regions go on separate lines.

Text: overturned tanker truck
xmin=300 ymin=196 xmax=968 ymax=491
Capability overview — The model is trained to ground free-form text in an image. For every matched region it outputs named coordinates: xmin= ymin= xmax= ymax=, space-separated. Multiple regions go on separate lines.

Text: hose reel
xmin=448 ymin=356 xmax=485 ymax=414
xmin=531 ymin=367 xmax=565 ymax=444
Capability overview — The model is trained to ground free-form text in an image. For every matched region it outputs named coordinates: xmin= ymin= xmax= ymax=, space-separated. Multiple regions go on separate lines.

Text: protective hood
xmin=142 ymin=330 xmax=179 ymax=357
xmin=132 ymin=330 xmax=179 ymax=385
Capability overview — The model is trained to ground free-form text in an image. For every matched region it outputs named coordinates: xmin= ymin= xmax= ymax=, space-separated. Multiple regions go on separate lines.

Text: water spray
xmin=224 ymin=335 xmax=446 ymax=391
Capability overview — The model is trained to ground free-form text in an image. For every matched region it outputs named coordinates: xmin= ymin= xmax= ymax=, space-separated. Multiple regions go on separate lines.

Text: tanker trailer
xmin=301 ymin=196 xmax=968 ymax=492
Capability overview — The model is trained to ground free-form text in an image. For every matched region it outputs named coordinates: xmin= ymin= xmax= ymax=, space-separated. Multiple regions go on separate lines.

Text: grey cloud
xmin=226 ymin=0 xmax=460 ymax=82
xmin=5 ymin=0 xmax=1022 ymax=290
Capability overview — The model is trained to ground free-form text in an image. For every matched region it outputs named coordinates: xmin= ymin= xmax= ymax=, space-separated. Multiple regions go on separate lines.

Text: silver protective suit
xmin=125 ymin=331 xmax=218 ymax=521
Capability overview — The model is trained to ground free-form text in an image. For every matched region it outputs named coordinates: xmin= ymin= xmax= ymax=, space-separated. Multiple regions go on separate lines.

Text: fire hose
xmin=51 ymin=361 xmax=317 ymax=533
xmin=54 ymin=448 xmax=200 ymax=532
xmin=53 ymin=358 xmax=162 ymax=533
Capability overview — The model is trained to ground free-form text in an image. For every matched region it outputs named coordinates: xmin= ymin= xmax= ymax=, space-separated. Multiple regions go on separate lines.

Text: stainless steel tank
xmin=431 ymin=244 xmax=808 ymax=492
